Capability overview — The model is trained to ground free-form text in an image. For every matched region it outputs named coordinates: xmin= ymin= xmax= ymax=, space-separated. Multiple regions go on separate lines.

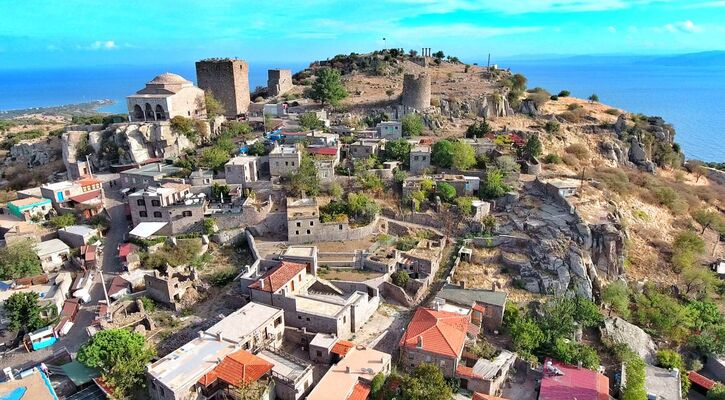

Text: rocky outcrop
xmin=439 ymin=94 xmax=512 ymax=119
xmin=599 ymin=141 xmax=630 ymax=167
xmin=628 ymin=138 xmax=656 ymax=173
xmin=517 ymin=99 xmax=539 ymax=117
xmin=600 ymin=317 xmax=657 ymax=363
xmin=590 ymin=223 xmax=627 ymax=278
xmin=8 ymin=138 xmax=61 ymax=167
xmin=614 ymin=114 xmax=627 ymax=135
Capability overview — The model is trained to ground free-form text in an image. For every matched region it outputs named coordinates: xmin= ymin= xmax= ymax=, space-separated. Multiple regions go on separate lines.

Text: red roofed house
xmin=539 ymin=359 xmax=611 ymax=400
xmin=197 ymin=349 xmax=274 ymax=399
xmin=400 ymin=307 xmax=475 ymax=377
xmin=249 ymin=261 xmax=309 ymax=303
xmin=688 ymin=370 xmax=716 ymax=392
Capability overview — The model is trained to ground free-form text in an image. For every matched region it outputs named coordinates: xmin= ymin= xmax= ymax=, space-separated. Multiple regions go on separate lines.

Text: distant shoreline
xmin=0 ymin=99 xmax=115 ymax=119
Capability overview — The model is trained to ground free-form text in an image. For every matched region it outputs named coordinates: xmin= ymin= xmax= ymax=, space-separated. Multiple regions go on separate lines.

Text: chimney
xmin=156 ymin=163 xmax=162 ymax=172
xmin=198 ymin=330 xmax=204 ymax=339
xmin=259 ymin=279 xmax=265 ymax=290
xmin=217 ymin=332 xmax=224 ymax=342
xmin=459 ymin=280 xmax=466 ymax=289
xmin=345 ymin=366 xmax=351 ymax=373
xmin=417 ymin=336 xmax=423 ymax=348
xmin=577 ymin=361 xmax=582 ymax=369
xmin=3 ymin=367 xmax=14 ymax=381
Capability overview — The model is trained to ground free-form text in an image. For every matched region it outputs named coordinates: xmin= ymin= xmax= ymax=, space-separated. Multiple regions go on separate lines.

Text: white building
xmin=127 ymin=73 xmax=206 ymax=122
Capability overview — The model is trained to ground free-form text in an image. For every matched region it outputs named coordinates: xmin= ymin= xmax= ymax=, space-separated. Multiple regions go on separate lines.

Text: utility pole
xmin=487 ymin=53 xmax=491 ymax=68
xmin=85 ymin=154 xmax=94 ymax=179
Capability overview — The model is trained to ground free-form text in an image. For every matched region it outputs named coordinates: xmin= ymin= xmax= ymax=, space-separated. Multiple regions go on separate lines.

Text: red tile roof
xmin=400 ymin=307 xmax=470 ymax=358
xmin=456 ymin=365 xmax=477 ymax=379
xmin=118 ymin=243 xmax=137 ymax=258
xmin=688 ymin=371 xmax=716 ymax=390
xmin=248 ymin=261 xmax=306 ymax=293
xmin=307 ymin=147 xmax=338 ymax=156
xmin=77 ymin=178 xmax=102 ymax=187
xmin=69 ymin=189 xmax=102 ymax=203
xmin=331 ymin=340 xmax=355 ymax=358
xmin=108 ymin=276 xmax=131 ymax=297
xmin=61 ymin=298 xmax=80 ymax=318
xmin=347 ymin=381 xmax=371 ymax=400
xmin=539 ymin=359 xmax=609 ymax=400
xmin=198 ymin=350 xmax=273 ymax=387
xmin=473 ymin=393 xmax=509 ymax=400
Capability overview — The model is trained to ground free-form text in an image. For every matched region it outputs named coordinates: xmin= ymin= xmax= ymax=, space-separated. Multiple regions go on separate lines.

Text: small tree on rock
xmin=391 ymin=270 xmax=409 ymax=287
xmin=309 ymin=67 xmax=348 ymax=106
xmin=204 ymin=91 xmax=226 ymax=118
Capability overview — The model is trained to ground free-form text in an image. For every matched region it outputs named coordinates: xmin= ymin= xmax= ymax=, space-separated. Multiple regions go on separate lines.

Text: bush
xmin=436 ymin=182 xmax=457 ymax=202
xmin=605 ymin=108 xmax=620 ymax=116
xmin=558 ymin=90 xmax=570 ymax=97
xmin=562 ymin=153 xmax=579 ymax=166
xmin=633 ymin=288 xmax=693 ymax=342
xmin=139 ymin=296 xmax=156 ymax=312
xmin=209 ymin=268 xmax=237 ymax=287
xmin=559 ymin=108 xmax=588 ymax=123
xmin=622 ymin=356 xmax=647 ymax=400
xmin=391 ymin=270 xmax=409 ymax=287
xmin=544 ymin=120 xmax=560 ymax=135
xmin=565 ymin=143 xmax=589 ymax=159
xmin=50 ymin=213 xmax=77 ymax=229
xmin=543 ymin=154 xmax=562 ymax=164
xmin=0 ymin=240 xmax=44 ymax=279
xmin=401 ymin=113 xmax=424 ymax=137
xmin=396 ymin=235 xmax=419 ymax=251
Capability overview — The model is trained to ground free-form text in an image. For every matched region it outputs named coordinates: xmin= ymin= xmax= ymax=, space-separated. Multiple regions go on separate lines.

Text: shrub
xmin=139 ymin=296 xmax=156 ymax=312
xmin=558 ymin=90 xmax=570 ymax=97
xmin=550 ymin=95 xmax=559 ymax=101
xmin=562 ymin=153 xmax=579 ymax=166
xmin=209 ymin=268 xmax=237 ymax=287
xmin=559 ymin=108 xmax=587 ymax=123
xmin=50 ymin=213 xmax=77 ymax=229
xmin=396 ymin=235 xmax=419 ymax=251
xmin=469 ymin=339 xmax=499 ymax=359
xmin=605 ymin=108 xmax=620 ymax=116
xmin=565 ymin=143 xmax=589 ymax=159
xmin=401 ymin=113 xmax=424 ymax=137
xmin=391 ymin=270 xmax=409 ymax=287
xmin=543 ymin=154 xmax=562 ymax=164
xmin=544 ymin=120 xmax=560 ymax=135
xmin=436 ymin=182 xmax=457 ymax=202
xmin=622 ymin=356 xmax=647 ymax=400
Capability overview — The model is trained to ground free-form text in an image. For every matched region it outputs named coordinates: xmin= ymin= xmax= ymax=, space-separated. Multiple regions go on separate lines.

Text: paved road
xmin=3 ymin=173 xmax=127 ymax=370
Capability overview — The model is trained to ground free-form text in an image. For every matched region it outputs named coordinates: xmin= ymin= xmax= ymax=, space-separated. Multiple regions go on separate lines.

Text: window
xmin=182 ymin=211 xmax=192 ymax=217
xmin=151 ymin=200 xmax=160 ymax=207
xmin=139 ymin=211 xmax=147 ymax=217
xmin=285 ymin=161 xmax=289 ymax=166
xmin=316 ymin=350 xmax=322 ymax=357
xmin=310 ymin=221 xmax=314 ymax=226
xmin=306 ymin=230 xmax=310 ymax=234
xmin=295 ymin=231 xmax=299 ymax=235
xmin=291 ymin=162 xmax=295 ymax=166
xmin=274 ymin=316 xmax=282 ymax=327
xmin=343 ymin=316 xmax=347 ymax=323
xmin=306 ymin=317 xmax=310 ymax=321
xmin=414 ymin=156 xmax=419 ymax=161
xmin=339 ymin=224 xmax=343 ymax=230
xmin=297 ymin=222 xmax=301 ymax=227
xmin=153 ymin=211 xmax=162 ymax=218
xmin=298 ymin=316 xmax=302 ymax=320
xmin=137 ymin=199 xmax=145 ymax=206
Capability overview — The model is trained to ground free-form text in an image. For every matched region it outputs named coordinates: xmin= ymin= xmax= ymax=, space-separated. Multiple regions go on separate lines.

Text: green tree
xmin=391 ymin=270 xmax=409 ymax=287
xmin=309 ymin=67 xmax=348 ymax=106
xmin=455 ymin=196 xmax=475 ymax=216
xmin=634 ymin=289 xmax=693 ymax=342
xmin=709 ymin=384 xmax=725 ymax=400
xmin=400 ymin=364 xmax=452 ymax=400
xmin=681 ymin=266 xmax=718 ymax=299
xmin=495 ymin=155 xmax=520 ymax=176
xmin=204 ymin=91 xmax=226 ymax=118
xmin=290 ymin=153 xmax=321 ymax=197
xmin=347 ymin=192 xmax=380 ymax=224
xmin=544 ymin=120 xmax=560 ymax=135
xmin=385 ymin=139 xmax=412 ymax=164
xmin=4 ymin=292 xmax=46 ymax=332
xmin=431 ymin=140 xmax=454 ymax=168
xmin=481 ymin=215 xmax=497 ymax=235
xmin=622 ymin=357 xmax=648 ymax=400
xmin=558 ymin=90 xmax=570 ymax=97
xmin=50 ymin=213 xmax=77 ymax=229
xmin=689 ymin=323 xmax=725 ymax=355
xmin=451 ymin=141 xmax=477 ymax=170
xmin=551 ymin=339 xmax=600 ymax=370
xmin=236 ymin=380 xmax=269 ymax=400
xmin=432 ymin=51 xmax=445 ymax=59
xmin=199 ymin=146 xmax=230 ymax=171
xmin=328 ymin=182 xmax=344 ymax=200
xmin=656 ymin=349 xmax=683 ymax=370
xmin=522 ymin=135 xmax=543 ymax=158
xmin=436 ymin=182 xmax=457 ymax=202
xmin=211 ymin=182 xmax=231 ymax=201
xmin=299 ymin=112 xmax=325 ymax=131
xmin=465 ymin=119 xmax=492 ymax=138
xmin=601 ymin=281 xmax=630 ymax=317
xmin=401 ymin=113 xmax=424 ymax=137
xmin=78 ymin=329 xmax=155 ymax=398
xmin=671 ymin=230 xmax=706 ymax=272
xmin=223 ymin=120 xmax=252 ymax=139
xmin=0 ymin=240 xmax=43 ymax=279
xmin=588 ymin=93 xmax=600 ymax=102
xmin=686 ymin=300 xmax=723 ymax=331
xmin=481 ymin=169 xmax=510 ymax=199
xmin=693 ymin=209 xmax=725 ymax=234
xmin=370 ymin=372 xmax=386 ymax=396
xmin=510 ymin=317 xmax=544 ymax=353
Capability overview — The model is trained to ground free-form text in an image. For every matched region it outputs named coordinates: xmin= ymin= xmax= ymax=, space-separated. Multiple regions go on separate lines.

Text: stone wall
xmin=402 ymin=73 xmax=431 ymax=111
xmin=195 ymin=58 xmax=250 ymax=116
xmin=267 ymin=69 xmax=293 ymax=97
xmin=288 ymin=216 xmax=381 ymax=244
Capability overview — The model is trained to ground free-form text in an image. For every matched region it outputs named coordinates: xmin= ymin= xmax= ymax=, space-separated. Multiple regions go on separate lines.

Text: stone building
xmin=119 ymin=163 xmax=184 ymax=189
xmin=144 ymin=265 xmax=197 ymax=310
xmin=409 ymin=144 xmax=431 ymax=174
xmin=224 ymin=155 xmax=260 ymax=187
xmin=402 ymin=73 xmax=431 ymax=111
xmin=456 ymin=350 xmax=516 ymax=396
xmin=400 ymin=307 xmax=473 ymax=378
xmin=376 ymin=121 xmax=403 ymax=140
xmin=269 ymin=145 xmax=302 ymax=177
xmin=348 ymin=139 xmax=382 ymax=159
xmin=127 ymin=73 xmax=206 ymax=122
xmin=433 ymin=283 xmax=508 ymax=332
xmin=195 ymin=58 xmax=250 ymax=117
xmin=127 ymin=183 xmax=207 ymax=235
xmin=267 ymin=69 xmax=293 ymax=97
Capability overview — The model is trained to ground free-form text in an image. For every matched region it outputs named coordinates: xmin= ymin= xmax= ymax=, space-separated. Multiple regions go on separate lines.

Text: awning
xmin=128 ymin=222 xmax=167 ymax=239
xmin=60 ymin=360 xmax=100 ymax=386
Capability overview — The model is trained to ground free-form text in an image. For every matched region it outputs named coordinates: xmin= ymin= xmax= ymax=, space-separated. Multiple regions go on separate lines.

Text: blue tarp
xmin=32 ymin=337 xmax=56 ymax=351
xmin=0 ymin=387 xmax=27 ymax=400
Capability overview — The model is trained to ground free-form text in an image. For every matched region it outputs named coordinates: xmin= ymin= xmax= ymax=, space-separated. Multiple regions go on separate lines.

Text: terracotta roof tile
xmin=199 ymin=349 xmax=273 ymax=387
xmin=688 ymin=371 xmax=716 ymax=390
xmin=347 ymin=381 xmax=371 ymax=400
xmin=331 ymin=340 xmax=355 ymax=357
xmin=539 ymin=359 xmax=609 ymax=400
xmin=248 ymin=261 xmax=306 ymax=293
xmin=400 ymin=307 xmax=470 ymax=358
xmin=69 ymin=190 xmax=102 ymax=203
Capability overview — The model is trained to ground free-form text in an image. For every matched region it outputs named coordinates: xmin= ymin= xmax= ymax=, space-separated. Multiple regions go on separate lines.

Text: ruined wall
xmin=402 ymin=73 xmax=431 ymax=111
xmin=195 ymin=59 xmax=250 ymax=116
xmin=267 ymin=69 xmax=293 ymax=97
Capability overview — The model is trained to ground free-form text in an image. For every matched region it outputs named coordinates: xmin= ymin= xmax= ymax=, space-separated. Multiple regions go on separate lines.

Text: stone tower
xmin=267 ymin=69 xmax=293 ymax=97
xmin=402 ymin=73 xmax=431 ymax=111
xmin=195 ymin=58 xmax=250 ymax=117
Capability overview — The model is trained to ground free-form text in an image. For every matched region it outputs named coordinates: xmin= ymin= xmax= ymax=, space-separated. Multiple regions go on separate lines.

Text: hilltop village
xmin=0 ymin=49 xmax=724 ymax=400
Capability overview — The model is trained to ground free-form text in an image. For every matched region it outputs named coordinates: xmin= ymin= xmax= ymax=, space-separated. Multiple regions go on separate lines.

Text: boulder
xmin=600 ymin=317 xmax=657 ymax=363
xmin=590 ymin=223 xmax=626 ymax=279
xmin=518 ymin=99 xmax=539 ymax=116
xmin=614 ymin=114 xmax=627 ymax=136
xmin=628 ymin=138 xmax=657 ymax=173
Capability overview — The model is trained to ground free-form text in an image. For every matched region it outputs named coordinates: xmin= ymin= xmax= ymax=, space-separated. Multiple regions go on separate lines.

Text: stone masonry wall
xmin=196 ymin=59 xmax=250 ymax=116
xmin=267 ymin=69 xmax=293 ymax=97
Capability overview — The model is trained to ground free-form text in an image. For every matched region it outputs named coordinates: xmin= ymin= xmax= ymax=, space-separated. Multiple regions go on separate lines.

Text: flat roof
xmin=310 ymin=333 xmax=338 ymax=350
xmin=226 ymin=156 xmax=259 ymax=165
xmin=645 ymin=365 xmax=681 ymax=400
xmin=205 ymin=302 xmax=282 ymax=343
xmin=35 ymin=239 xmax=70 ymax=256
xmin=0 ymin=368 xmax=57 ymax=400
xmin=121 ymin=163 xmax=182 ymax=177
xmin=471 ymin=350 xmax=516 ymax=379
xmin=128 ymin=222 xmax=168 ymax=239
xmin=270 ymin=145 xmax=299 ymax=155
xmin=307 ymin=346 xmax=391 ymax=400
xmin=60 ymin=225 xmax=97 ymax=237
xmin=284 ymin=246 xmax=317 ymax=258
xmin=436 ymin=284 xmax=508 ymax=308
xmin=294 ymin=294 xmax=347 ymax=317
xmin=42 ymin=181 xmax=75 ymax=191
xmin=8 ymin=196 xmax=51 ymax=207
xmin=257 ymin=349 xmax=309 ymax=382
xmin=546 ymin=178 xmax=580 ymax=189
xmin=147 ymin=333 xmax=238 ymax=392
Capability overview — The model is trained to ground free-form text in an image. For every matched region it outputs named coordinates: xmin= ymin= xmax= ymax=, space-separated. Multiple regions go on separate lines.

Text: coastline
xmin=0 ymin=99 xmax=115 ymax=119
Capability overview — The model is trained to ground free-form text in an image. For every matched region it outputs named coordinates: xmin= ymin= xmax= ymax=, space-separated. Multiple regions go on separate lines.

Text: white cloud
xmin=661 ymin=20 xmax=702 ymax=33
xmin=89 ymin=40 xmax=117 ymax=50
xmin=389 ymin=23 xmax=542 ymax=40
xmin=392 ymin=0 xmax=652 ymax=14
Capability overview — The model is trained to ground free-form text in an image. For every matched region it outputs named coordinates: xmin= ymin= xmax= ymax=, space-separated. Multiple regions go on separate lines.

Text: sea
xmin=0 ymin=58 xmax=723 ymax=162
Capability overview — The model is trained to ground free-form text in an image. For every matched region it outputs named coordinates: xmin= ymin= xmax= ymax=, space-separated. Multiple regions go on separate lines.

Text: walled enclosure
xmin=195 ymin=58 xmax=250 ymax=116
xmin=402 ymin=73 xmax=432 ymax=111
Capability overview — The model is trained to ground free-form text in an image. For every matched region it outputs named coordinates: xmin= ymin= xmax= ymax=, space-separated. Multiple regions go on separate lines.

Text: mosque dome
xmin=148 ymin=73 xmax=190 ymax=85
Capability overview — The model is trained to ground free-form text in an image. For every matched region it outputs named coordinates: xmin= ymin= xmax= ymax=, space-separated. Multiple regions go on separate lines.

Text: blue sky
xmin=1 ymin=0 xmax=724 ymax=69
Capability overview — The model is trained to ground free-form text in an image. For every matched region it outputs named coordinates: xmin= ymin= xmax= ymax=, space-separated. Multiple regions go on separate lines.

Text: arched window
xmin=145 ymin=103 xmax=154 ymax=120
xmin=133 ymin=104 xmax=144 ymax=120
xmin=155 ymin=105 xmax=166 ymax=121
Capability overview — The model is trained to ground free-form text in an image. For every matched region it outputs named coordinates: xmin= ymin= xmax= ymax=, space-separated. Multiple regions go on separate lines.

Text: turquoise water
xmin=0 ymin=59 xmax=723 ymax=161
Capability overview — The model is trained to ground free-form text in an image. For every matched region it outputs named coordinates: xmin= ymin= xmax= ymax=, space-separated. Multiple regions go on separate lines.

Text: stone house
xmin=144 ymin=265 xmax=197 ymax=310
xmin=376 ymin=121 xmax=402 ymax=140
xmin=0 ymin=273 xmax=72 ymax=326
xmin=57 ymin=225 xmax=99 ymax=248
xmin=269 ymin=145 xmax=302 ymax=177
xmin=285 ymin=197 xmax=380 ymax=245
xmin=456 ymin=350 xmax=517 ymax=396
xmin=146 ymin=301 xmax=285 ymax=400
xmin=34 ymin=239 xmax=70 ymax=272
xmin=409 ymin=144 xmax=431 ymax=174
xmin=187 ymin=168 xmax=213 ymax=186
xmin=40 ymin=177 xmax=104 ymax=218
xmin=6 ymin=196 xmax=53 ymax=222
xmin=348 ymin=139 xmax=382 ymax=160
xmin=396 ymin=238 xmax=445 ymax=277
xmin=307 ymin=147 xmax=340 ymax=183
xmin=257 ymin=349 xmax=315 ymax=400
xmin=400 ymin=307 xmax=474 ymax=378
xmin=128 ymin=183 xmax=207 ymax=236
xmin=434 ymin=283 xmax=508 ymax=332
xmin=119 ymin=163 xmax=184 ymax=189
xmin=224 ymin=155 xmax=260 ymax=187
xmin=127 ymin=73 xmax=206 ymax=122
